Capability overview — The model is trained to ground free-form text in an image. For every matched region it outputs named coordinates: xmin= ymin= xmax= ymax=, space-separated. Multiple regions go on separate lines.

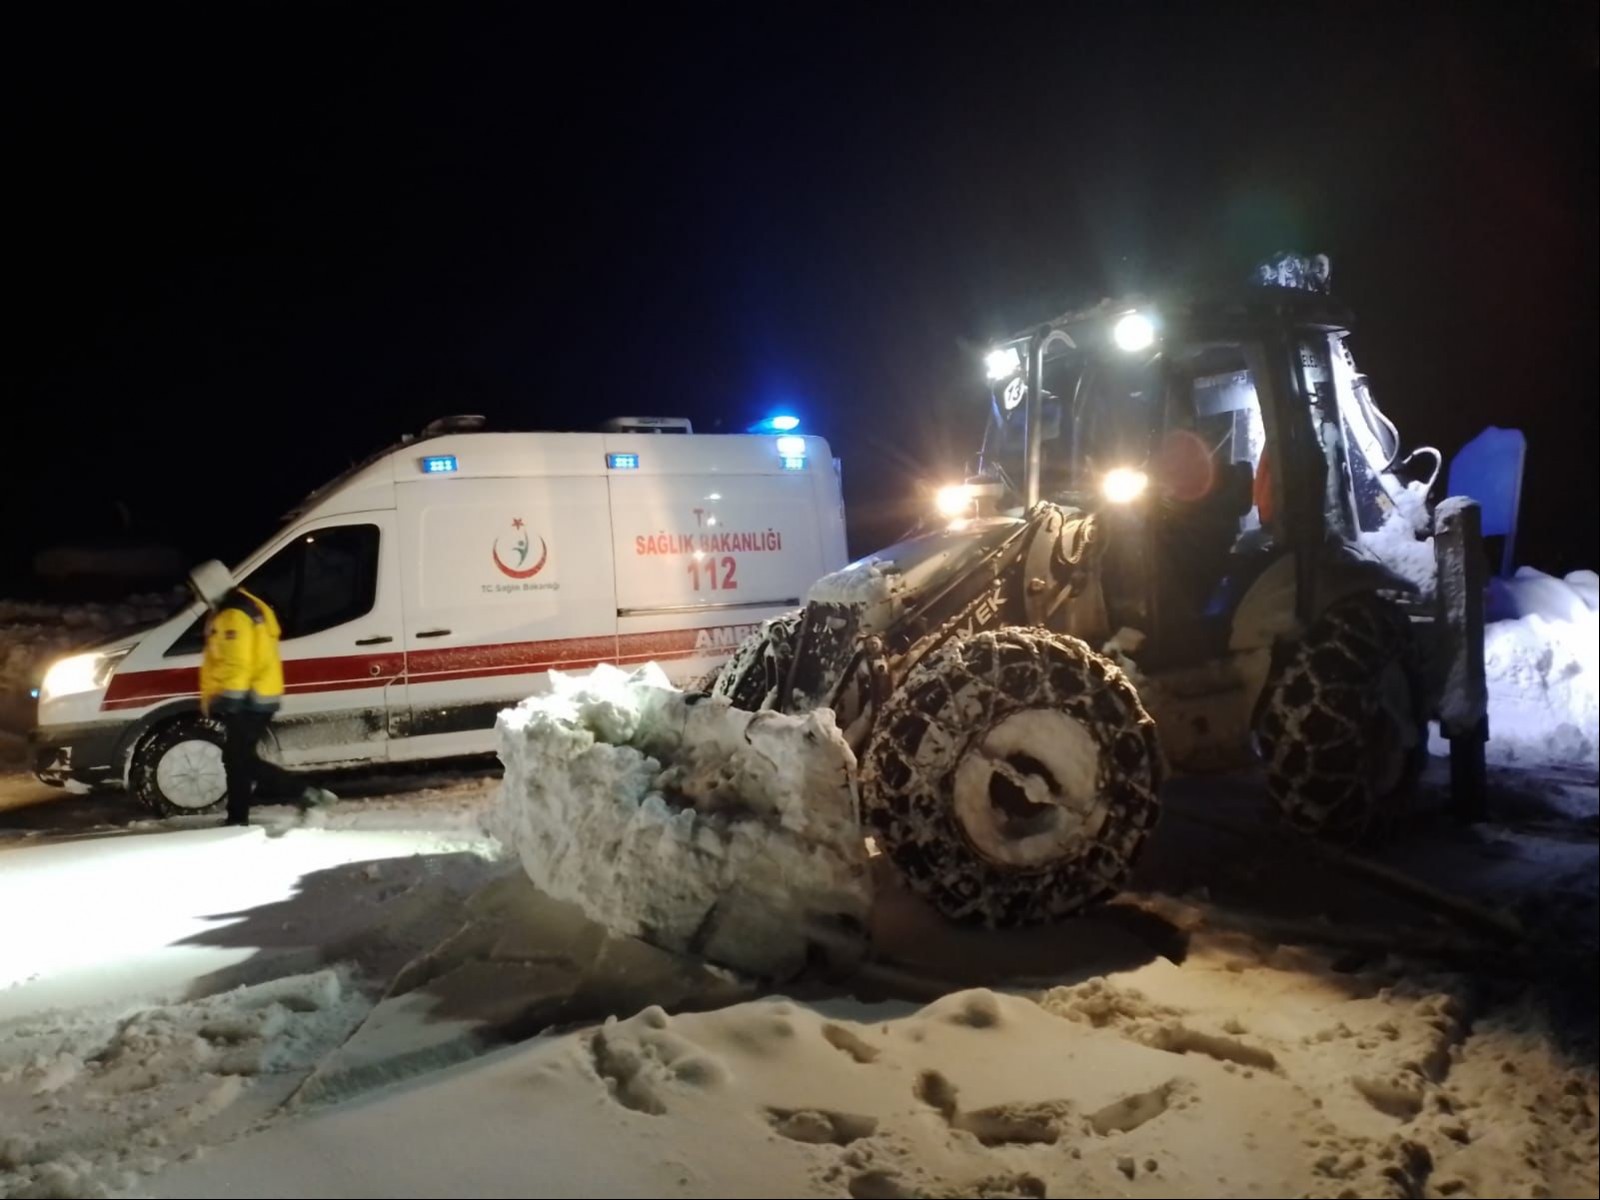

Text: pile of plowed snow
xmin=0 ymin=970 xmax=368 ymax=1199
xmin=1482 ymin=568 xmax=1598 ymax=768
xmin=147 ymin=939 xmax=1600 ymax=1200
xmin=493 ymin=664 xmax=871 ymax=979
xmin=0 ymin=593 xmax=179 ymax=763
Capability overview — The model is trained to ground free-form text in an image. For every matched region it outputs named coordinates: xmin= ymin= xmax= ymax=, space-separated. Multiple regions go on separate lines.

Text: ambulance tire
xmin=699 ymin=608 xmax=804 ymax=712
xmin=860 ymin=628 xmax=1165 ymax=927
xmin=130 ymin=717 xmax=230 ymax=817
xmin=1254 ymin=594 xmax=1427 ymax=842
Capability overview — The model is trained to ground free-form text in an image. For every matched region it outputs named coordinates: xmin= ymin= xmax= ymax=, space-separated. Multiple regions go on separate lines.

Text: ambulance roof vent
xmin=421 ymin=414 xmax=488 ymax=437
xmin=601 ymin=416 xmax=693 ymax=434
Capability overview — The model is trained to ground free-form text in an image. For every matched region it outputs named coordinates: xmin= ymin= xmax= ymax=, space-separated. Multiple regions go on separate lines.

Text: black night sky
xmin=7 ymin=3 xmax=1596 ymax=592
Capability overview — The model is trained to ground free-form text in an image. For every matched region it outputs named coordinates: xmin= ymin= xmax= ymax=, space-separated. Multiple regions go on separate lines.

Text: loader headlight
xmin=935 ymin=483 xmax=978 ymax=518
xmin=1101 ymin=467 xmax=1150 ymax=505
xmin=39 ymin=649 xmax=126 ymax=702
xmin=1112 ymin=311 xmax=1156 ymax=352
xmin=984 ymin=346 xmax=1022 ymax=381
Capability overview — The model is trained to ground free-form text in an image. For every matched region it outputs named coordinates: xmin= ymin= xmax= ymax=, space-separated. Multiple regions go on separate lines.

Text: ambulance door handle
xmin=415 ymin=629 xmax=452 ymax=638
xmin=355 ymin=636 xmax=393 ymax=646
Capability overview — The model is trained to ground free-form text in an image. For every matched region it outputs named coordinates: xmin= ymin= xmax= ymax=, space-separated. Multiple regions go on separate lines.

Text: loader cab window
xmin=987 ymin=352 xmax=1166 ymax=503
xmin=1160 ymin=347 xmax=1268 ymax=535
xmin=165 ymin=523 xmax=380 ymax=655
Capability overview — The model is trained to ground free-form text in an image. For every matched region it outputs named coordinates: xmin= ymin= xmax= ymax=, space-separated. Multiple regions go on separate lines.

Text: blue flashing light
xmin=775 ymin=435 xmax=806 ymax=456
xmin=607 ymin=452 xmax=641 ymax=470
xmin=421 ymin=455 xmax=458 ymax=474
xmin=749 ymin=413 xmax=802 ymax=434
xmin=780 ymin=456 xmax=807 ymax=471
xmin=29 ymin=687 xmax=40 ymax=699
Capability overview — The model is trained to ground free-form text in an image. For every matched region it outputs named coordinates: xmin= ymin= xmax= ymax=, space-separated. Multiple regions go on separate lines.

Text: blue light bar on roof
xmin=607 ymin=452 xmax=640 ymax=470
xmin=421 ymin=455 xmax=458 ymax=474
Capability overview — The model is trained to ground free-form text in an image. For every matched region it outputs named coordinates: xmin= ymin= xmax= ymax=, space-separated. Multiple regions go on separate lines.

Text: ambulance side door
xmin=391 ymin=473 xmax=618 ymax=759
xmin=234 ymin=512 xmax=405 ymax=766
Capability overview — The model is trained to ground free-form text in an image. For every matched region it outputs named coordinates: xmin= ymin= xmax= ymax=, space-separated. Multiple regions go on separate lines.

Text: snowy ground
xmin=1 ymin=754 xmax=1594 ymax=1200
xmin=1 ymin=581 xmax=1596 ymax=1200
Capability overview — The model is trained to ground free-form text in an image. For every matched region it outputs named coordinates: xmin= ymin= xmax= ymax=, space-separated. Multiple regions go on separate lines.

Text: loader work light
xmin=985 ymin=346 xmax=1022 ymax=381
xmin=935 ymin=483 xmax=977 ymax=518
xmin=1102 ymin=467 xmax=1150 ymax=504
xmin=1112 ymin=312 xmax=1156 ymax=352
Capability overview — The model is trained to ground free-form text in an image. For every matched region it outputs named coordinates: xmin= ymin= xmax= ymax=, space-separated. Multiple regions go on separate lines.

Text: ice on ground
xmin=1480 ymin=569 xmax=1599 ymax=768
xmin=492 ymin=663 xmax=870 ymax=979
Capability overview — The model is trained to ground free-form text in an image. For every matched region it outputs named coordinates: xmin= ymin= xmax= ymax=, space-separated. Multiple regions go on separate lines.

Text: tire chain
xmin=861 ymin=627 xmax=1165 ymax=927
xmin=700 ymin=609 xmax=804 ymax=711
xmin=1256 ymin=595 xmax=1424 ymax=842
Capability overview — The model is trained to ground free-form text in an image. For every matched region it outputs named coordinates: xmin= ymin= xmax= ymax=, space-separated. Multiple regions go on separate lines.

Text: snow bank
xmin=0 ymin=595 xmax=178 ymax=693
xmin=150 ymin=943 xmax=1599 ymax=1200
xmin=492 ymin=664 xmax=871 ymax=979
xmin=1480 ymin=569 xmax=1599 ymax=768
xmin=0 ymin=969 xmax=367 ymax=1200
xmin=0 ymin=593 xmax=180 ymax=763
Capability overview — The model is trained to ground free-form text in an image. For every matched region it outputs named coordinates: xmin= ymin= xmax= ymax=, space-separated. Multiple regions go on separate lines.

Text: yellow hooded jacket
xmin=199 ymin=589 xmax=286 ymax=714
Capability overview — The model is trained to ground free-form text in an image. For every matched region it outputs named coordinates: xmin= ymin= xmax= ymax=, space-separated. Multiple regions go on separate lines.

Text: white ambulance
xmin=31 ymin=416 xmax=848 ymax=814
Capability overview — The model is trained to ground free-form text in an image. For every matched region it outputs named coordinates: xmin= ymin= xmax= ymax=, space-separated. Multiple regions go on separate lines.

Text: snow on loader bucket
xmin=493 ymin=663 xmax=873 ymax=980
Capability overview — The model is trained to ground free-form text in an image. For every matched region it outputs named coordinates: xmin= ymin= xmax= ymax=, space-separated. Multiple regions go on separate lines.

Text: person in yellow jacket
xmin=189 ymin=561 xmax=335 ymax=826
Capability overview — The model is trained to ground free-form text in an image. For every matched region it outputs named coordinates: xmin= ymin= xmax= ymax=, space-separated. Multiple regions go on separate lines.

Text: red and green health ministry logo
xmin=492 ymin=517 xmax=548 ymax=579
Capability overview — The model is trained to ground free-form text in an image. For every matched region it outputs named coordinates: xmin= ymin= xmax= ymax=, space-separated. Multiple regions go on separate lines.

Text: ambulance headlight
xmin=984 ymin=346 xmax=1022 ymax=381
xmin=39 ymin=649 xmax=127 ymax=702
xmin=1112 ymin=311 xmax=1156 ymax=352
xmin=1101 ymin=467 xmax=1150 ymax=505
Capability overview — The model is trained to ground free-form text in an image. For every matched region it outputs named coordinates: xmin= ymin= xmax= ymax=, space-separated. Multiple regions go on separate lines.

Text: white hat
xmin=188 ymin=560 xmax=235 ymax=607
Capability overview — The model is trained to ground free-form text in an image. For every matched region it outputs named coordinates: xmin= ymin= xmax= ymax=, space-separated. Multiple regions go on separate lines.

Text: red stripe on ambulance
xmin=99 ymin=624 xmax=755 ymax=712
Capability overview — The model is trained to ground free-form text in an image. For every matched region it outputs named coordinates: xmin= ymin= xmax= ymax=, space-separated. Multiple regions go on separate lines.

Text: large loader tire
xmin=861 ymin=628 xmax=1165 ymax=927
xmin=1254 ymin=594 xmax=1427 ymax=842
xmin=698 ymin=609 xmax=803 ymax=711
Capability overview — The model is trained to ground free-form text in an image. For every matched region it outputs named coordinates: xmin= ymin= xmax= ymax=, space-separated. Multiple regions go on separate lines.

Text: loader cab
xmin=974 ymin=289 xmax=1362 ymax=667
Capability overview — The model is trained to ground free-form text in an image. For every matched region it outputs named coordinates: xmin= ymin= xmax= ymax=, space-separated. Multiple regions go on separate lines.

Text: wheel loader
xmin=705 ymin=255 xmax=1490 ymax=927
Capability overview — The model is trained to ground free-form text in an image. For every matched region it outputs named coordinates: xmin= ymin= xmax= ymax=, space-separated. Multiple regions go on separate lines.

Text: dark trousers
xmin=220 ymin=708 xmax=301 ymax=822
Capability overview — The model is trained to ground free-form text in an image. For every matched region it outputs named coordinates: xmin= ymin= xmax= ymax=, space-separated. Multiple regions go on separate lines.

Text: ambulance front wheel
xmin=129 ymin=717 xmax=229 ymax=817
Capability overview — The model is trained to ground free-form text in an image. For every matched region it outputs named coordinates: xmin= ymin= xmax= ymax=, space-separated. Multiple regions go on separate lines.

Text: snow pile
xmin=0 ymin=593 xmax=180 ymax=763
xmin=0 ymin=969 xmax=367 ymax=1199
xmin=149 ymin=944 xmax=1599 ymax=1200
xmin=806 ymin=557 xmax=896 ymax=609
xmin=1358 ymin=482 xmax=1437 ymax=598
xmin=0 ymin=594 xmax=178 ymax=693
xmin=1481 ymin=568 xmax=1599 ymax=767
xmin=492 ymin=663 xmax=870 ymax=979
